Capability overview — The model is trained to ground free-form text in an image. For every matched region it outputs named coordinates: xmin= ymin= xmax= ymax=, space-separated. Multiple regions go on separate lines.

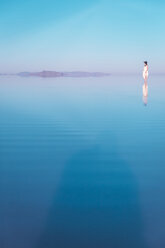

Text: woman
xmin=142 ymin=61 xmax=148 ymax=99
xmin=143 ymin=61 xmax=148 ymax=81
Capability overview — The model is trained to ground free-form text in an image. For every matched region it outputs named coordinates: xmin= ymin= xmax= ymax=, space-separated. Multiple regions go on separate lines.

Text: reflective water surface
xmin=0 ymin=75 xmax=165 ymax=248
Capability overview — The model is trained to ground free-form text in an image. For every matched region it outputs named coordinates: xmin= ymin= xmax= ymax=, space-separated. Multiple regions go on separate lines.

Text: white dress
xmin=143 ymin=65 xmax=148 ymax=79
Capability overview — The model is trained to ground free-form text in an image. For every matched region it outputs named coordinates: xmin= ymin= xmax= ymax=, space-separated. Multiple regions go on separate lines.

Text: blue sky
xmin=0 ymin=0 xmax=165 ymax=73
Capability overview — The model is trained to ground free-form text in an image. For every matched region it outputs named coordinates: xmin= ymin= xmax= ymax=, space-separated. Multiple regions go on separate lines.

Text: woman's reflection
xmin=142 ymin=61 xmax=148 ymax=106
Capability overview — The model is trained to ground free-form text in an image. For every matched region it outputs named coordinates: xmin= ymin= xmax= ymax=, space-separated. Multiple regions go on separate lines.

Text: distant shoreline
xmin=0 ymin=70 xmax=111 ymax=78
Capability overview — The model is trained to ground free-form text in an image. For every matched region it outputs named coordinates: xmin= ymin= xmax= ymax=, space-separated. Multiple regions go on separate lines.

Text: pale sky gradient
xmin=0 ymin=0 xmax=165 ymax=74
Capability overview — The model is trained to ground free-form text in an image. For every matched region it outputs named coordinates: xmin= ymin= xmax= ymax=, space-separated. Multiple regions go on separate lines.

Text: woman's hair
xmin=144 ymin=61 xmax=148 ymax=65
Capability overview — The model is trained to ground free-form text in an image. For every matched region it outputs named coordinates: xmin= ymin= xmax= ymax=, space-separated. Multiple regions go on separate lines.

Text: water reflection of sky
xmin=0 ymin=76 xmax=165 ymax=248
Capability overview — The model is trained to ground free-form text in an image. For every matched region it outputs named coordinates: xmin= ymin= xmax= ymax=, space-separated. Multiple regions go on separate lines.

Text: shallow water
xmin=0 ymin=75 xmax=165 ymax=248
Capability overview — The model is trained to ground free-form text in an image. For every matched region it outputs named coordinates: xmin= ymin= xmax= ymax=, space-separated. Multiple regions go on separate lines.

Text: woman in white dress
xmin=143 ymin=61 xmax=148 ymax=81
xmin=143 ymin=61 xmax=148 ymax=99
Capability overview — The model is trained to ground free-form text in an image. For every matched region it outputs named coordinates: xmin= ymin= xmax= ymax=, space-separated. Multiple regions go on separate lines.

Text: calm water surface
xmin=0 ymin=76 xmax=165 ymax=248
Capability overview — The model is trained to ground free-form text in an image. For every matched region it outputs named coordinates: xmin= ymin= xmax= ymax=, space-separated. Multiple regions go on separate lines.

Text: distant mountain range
xmin=0 ymin=71 xmax=111 ymax=78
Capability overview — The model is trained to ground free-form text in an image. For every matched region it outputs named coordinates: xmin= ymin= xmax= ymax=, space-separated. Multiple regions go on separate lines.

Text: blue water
xmin=0 ymin=75 xmax=165 ymax=248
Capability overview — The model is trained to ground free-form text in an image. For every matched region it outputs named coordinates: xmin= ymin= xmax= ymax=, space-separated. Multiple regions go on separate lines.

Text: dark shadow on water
xmin=37 ymin=133 xmax=147 ymax=248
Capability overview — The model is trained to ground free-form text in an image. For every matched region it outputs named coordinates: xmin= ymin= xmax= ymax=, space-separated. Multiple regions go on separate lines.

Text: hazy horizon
xmin=1 ymin=71 xmax=165 ymax=76
xmin=0 ymin=0 xmax=165 ymax=74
